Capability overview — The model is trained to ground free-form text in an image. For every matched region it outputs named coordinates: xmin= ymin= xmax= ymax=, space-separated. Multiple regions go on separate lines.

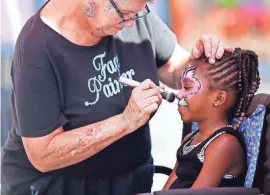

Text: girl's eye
xmin=184 ymin=86 xmax=192 ymax=90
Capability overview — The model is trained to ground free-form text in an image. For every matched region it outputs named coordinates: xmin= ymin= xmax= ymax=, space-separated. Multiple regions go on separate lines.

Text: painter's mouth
xmin=178 ymin=99 xmax=188 ymax=107
xmin=115 ymin=25 xmax=124 ymax=30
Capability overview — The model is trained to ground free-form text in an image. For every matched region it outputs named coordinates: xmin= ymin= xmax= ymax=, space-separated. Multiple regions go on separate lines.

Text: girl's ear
xmin=213 ymin=91 xmax=228 ymax=107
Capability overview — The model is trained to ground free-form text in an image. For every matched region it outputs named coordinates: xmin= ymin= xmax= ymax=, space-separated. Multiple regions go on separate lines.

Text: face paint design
xmin=83 ymin=0 xmax=96 ymax=18
xmin=177 ymin=65 xmax=202 ymax=106
xmin=178 ymin=99 xmax=188 ymax=107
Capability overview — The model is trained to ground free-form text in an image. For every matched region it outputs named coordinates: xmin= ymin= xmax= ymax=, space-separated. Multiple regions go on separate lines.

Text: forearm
xmin=33 ymin=114 xmax=130 ymax=172
xmin=158 ymin=43 xmax=190 ymax=89
xmin=163 ymin=162 xmax=178 ymax=190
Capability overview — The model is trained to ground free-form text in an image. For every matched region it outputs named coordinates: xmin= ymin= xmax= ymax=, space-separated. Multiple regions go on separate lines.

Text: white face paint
xmin=178 ymin=98 xmax=188 ymax=107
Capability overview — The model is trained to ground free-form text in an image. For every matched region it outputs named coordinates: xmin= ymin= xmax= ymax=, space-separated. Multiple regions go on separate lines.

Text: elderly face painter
xmin=1 ymin=0 xmax=232 ymax=194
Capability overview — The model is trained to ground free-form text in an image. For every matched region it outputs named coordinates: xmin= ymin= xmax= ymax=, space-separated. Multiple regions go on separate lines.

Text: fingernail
xmin=217 ymin=53 xmax=222 ymax=59
xmin=207 ymin=53 xmax=211 ymax=57
xmin=210 ymin=58 xmax=215 ymax=64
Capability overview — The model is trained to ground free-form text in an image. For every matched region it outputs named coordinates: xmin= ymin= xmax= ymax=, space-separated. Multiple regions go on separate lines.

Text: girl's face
xmin=176 ymin=62 xmax=218 ymax=122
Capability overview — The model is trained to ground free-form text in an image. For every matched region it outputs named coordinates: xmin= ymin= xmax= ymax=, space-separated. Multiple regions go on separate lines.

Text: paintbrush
xmin=117 ymin=76 xmax=176 ymax=103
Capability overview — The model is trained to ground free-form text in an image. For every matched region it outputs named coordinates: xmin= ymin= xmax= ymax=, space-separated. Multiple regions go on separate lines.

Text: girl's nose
xmin=176 ymin=89 xmax=185 ymax=100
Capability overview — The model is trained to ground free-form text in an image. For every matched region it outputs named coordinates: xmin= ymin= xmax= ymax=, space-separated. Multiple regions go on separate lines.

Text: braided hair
xmin=200 ymin=48 xmax=260 ymax=130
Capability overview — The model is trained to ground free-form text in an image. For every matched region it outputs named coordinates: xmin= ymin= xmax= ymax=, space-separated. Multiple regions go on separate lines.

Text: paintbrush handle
xmin=118 ymin=76 xmax=165 ymax=93
xmin=118 ymin=76 xmax=140 ymax=88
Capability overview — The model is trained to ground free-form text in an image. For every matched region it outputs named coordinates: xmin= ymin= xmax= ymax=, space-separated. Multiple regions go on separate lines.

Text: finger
xmin=157 ymin=89 xmax=163 ymax=102
xmin=200 ymin=35 xmax=212 ymax=59
xmin=143 ymin=103 xmax=159 ymax=114
xmin=209 ymin=37 xmax=219 ymax=64
xmin=145 ymin=96 xmax=162 ymax=105
xmin=143 ymin=88 xmax=163 ymax=103
xmin=216 ymin=42 xmax=225 ymax=59
xmin=198 ymin=42 xmax=204 ymax=58
xmin=159 ymin=83 xmax=165 ymax=90
xmin=138 ymin=79 xmax=152 ymax=90
xmin=138 ymin=79 xmax=158 ymax=91
xmin=143 ymin=88 xmax=160 ymax=99
xmin=224 ymin=45 xmax=234 ymax=53
xmin=192 ymin=41 xmax=204 ymax=59
xmin=191 ymin=47 xmax=199 ymax=59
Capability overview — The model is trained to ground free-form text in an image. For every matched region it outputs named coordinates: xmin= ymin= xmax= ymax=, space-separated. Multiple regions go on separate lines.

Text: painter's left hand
xmin=191 ymin=34 xmax=234 ymax=64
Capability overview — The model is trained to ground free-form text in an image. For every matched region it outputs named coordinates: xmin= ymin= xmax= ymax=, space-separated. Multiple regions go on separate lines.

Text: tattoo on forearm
xmin=41 ymin=115 xmax=127 ymax=170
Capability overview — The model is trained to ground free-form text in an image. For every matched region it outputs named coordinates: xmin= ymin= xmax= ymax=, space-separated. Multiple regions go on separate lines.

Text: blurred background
xmin=1 ymin=0 xmax=270 ymax=191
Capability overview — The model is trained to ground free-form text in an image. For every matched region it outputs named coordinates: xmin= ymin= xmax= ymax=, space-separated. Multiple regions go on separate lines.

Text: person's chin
xmin=105 ymin=29 xmax=122 ymax=36
xmin=179 ymin=110 xmax=189 ymax=122
xmin=178 ymin=108 xmax=194 ymax=122
xmin=180 ymin=115 xmax=193 ymax=122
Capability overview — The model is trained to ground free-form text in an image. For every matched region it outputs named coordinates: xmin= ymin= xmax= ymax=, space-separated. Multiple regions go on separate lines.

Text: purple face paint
xmin=177 ymin=65 xmax=202 ymax=106
xmin=83 ymin=0 xmax=96 ymax=18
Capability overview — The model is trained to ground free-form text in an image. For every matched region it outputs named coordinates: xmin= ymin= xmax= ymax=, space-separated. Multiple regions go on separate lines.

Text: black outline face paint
xmin=177 ymin=65 xmax=202 ymax=107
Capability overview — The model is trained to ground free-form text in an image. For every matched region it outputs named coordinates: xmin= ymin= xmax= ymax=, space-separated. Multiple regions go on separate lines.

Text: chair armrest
xmin=153 ymin=187 xmax=261 ymax=195
xmin=154 ymin=166 xmax=172 ymax=176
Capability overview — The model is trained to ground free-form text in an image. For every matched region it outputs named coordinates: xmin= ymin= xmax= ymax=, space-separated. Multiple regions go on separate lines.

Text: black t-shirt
xmin=1 ymin=4 xmax=176 ymax=192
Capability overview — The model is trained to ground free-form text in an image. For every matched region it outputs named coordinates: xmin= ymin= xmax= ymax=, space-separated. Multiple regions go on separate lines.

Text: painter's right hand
xmin=122 ymin=79 xmax=162 ymax=132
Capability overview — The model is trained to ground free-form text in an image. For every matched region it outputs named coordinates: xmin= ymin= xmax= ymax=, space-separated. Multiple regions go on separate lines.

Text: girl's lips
xmin=178 ymin=107 xmax=186 ymax=112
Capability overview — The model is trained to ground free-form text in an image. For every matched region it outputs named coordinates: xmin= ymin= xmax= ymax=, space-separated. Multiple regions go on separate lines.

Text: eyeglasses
xmin=109 ymin=0 xmax=150 ymax=23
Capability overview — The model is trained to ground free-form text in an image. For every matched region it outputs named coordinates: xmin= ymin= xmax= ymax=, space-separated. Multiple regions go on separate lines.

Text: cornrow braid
xmin=205 ymin=48 xmax=260 ymax=130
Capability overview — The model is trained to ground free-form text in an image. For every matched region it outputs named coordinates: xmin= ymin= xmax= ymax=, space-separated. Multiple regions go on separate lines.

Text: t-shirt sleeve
xmin=11 ymin=63 xmax=68 ymax=137
xmin=144 ymin=11 xmax=177 ymax=68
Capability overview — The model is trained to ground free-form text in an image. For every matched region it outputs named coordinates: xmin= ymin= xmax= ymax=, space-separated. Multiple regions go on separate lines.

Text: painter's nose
xmin=124 ymin=20 xmax=135 ymax=28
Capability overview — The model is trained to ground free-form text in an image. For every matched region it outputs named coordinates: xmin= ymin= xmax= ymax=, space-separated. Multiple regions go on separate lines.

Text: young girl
xmin=163 ymin=48 xmax=260 ymax=189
